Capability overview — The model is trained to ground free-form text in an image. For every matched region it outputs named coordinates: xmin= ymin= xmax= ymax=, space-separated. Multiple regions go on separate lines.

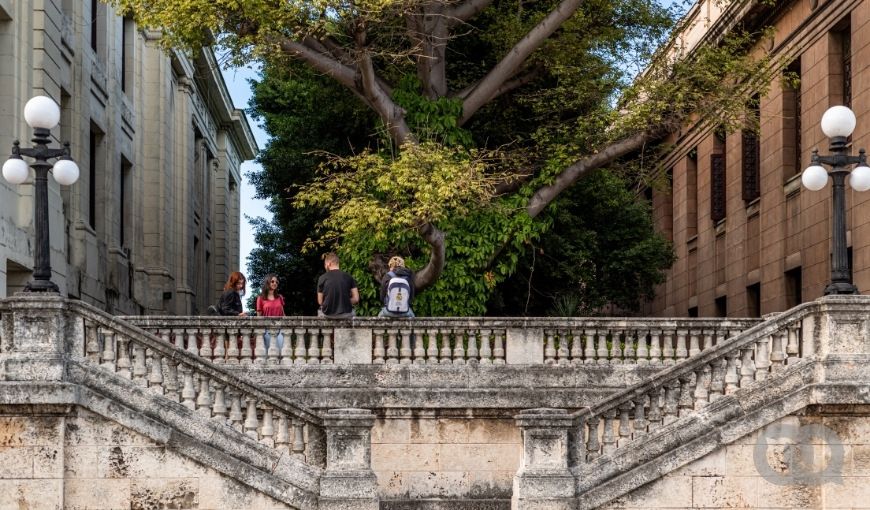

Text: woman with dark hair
xmin=218 ymin=271 xmax=249 ymax=316
xmin=256 ymin=274 xmax=285 ymax=317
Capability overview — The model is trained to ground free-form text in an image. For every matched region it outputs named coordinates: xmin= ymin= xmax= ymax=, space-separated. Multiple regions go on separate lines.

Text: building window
xmin=687 ymin=148 xmax=698 ymax=238
xmin=783 ymin=59 xmax=802 ymax=179
xmin=688 ymin=306 xmax=698 ymax=318
xmin=785 ymin=267 xmax=802 ymax=309
xmin=747 ymin=283 xmax=761 ymax=318
xmin=715 ymin=296 xmax=727 ymax=318
xmin=833 ymin=19 xmax=852 ymax=108
xmin=90 ymin=0 xmax=98 ymax=52
xmin=120 ymin=158 xmax=133 ymax=250
xmin=711 ymin=131 xmax=726 ymax=223
xmin=742 ymin=95 xmax=761 ymax=202
xmin=88 ymin=127 xmax=103 ymax=230
xmin=121 ymin=17 xmax=134 ymax=94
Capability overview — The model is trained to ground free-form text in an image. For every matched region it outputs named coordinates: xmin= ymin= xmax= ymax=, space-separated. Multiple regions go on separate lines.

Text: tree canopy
xmin=112 ymin=0 xmax=779 ymax=314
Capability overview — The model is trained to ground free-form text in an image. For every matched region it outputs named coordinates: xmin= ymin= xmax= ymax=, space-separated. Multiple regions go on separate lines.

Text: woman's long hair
xmin=223 ymin=271 xmax=246 ymax=291
xmin=260 ymin=273 xmax=279 ymax=299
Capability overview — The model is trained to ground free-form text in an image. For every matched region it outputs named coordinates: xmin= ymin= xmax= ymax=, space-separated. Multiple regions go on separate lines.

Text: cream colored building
xmin=0 ymin=0 xmax=256 ymax=314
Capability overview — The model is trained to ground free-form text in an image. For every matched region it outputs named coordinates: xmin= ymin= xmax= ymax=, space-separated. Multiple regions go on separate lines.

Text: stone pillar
xmin=333 ymin=328 xmax=373 ymax=364
xmin=506 ymin=328 xmax=544 ymax=364
xmin=0 ymin=294 xmax=70 ymax=382
xmin=512 ymin=408 xmax=575 ymax=510
xmin=816 ymin=295 xmax=870 ymax=358
xmin=319 ymin=408 xmax=379 ymax=510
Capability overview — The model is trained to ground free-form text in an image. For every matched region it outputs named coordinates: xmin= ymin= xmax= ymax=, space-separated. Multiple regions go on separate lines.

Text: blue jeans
xmin=264 ymin=331 xmax=284 ymax=351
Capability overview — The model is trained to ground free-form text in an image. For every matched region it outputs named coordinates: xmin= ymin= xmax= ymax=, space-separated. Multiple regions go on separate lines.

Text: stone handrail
xmin=564 ymin=301 xmax=813 ymax=466
xmin=121 ymin=316 xmax=760 ymax=366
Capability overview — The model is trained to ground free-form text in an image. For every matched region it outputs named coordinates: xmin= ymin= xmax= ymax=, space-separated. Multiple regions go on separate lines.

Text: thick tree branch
xmin=357 ymin=46 xmax=416 ymax=144
xmin=459 ymin=0 xmax=585 ymax=125
xmin=413 ymin=222 xmax=446 ymax=291
xmin=280 ymin=38 xmax=358 ymax=92
xmin=447 ymin=0 xmax=496 ymax=26
xmin=526 ymin=130 xmax=652 ymax=218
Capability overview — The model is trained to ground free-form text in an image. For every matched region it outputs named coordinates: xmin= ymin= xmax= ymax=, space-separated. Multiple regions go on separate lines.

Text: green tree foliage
xmin=487 ymin=170 xmax=675 ymax=316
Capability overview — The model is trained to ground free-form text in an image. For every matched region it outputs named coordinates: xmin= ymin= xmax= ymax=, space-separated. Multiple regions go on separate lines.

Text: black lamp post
xmin=2 ymin=96 xmax=80 ymax=293
xmin=801 ymin=105 xmax=870 ymax=295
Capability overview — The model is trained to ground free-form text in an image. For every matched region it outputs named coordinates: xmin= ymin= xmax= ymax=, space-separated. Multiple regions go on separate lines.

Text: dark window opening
xmin=688 ymin=306 xmax=699 ymax=318
xmin=783 ymin=59 xmax=802 ymax=178
xmin=120 ymin=158 xmax=132 ymax=249
xmin=785 ymin=267 xmax=802 ymax=309
xmin=715 ymin=296 xmax=727 ymax=318
xmin=687 ymin=148 xmax=698 ymax=237
xmin=747 ymin=283 xmax=761 ymax=318
xmin=742 ymin=95 xmax=761 ymax=202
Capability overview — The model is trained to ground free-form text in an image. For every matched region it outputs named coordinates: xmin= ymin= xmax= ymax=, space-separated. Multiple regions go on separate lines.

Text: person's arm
xmin=350 ymin=287 xmax=360 ymax=306
xmin=256 ymin=296 xmax=264 ymax=316
xmin=317 ymin=292 xmax=324 ymax=306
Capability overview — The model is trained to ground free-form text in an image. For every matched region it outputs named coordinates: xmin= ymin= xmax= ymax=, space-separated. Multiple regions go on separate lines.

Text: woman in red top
xmin=256 ymin=274 xmax=286 ymax=354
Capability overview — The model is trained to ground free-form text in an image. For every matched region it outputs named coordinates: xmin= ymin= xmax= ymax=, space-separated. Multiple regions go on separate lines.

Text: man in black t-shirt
xmin=316 ymin=252 xmax=360 ymax=318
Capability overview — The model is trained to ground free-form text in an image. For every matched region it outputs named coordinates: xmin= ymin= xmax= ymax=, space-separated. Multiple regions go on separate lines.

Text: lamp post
xmin=2 ymin=96 xmax=80 ymax=293
xmin=801 ymin=105 xmax=870 ymax=295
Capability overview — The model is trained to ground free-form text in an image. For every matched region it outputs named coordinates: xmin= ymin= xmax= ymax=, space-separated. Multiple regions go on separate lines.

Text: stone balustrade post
xmin=512 ymin=408 xmax=575 ymax=510
xmin=815 ymin=295 xmax=870 ymax=360
xmin=319 ymin=408 xmax=379 ymax=510
xmin=506 ymin=328 xmax=544 ymax=364
xmin=333 ymin=328 xmax=373 ymax=364
xmin=0 ymin=294 xmax=71 ymax=382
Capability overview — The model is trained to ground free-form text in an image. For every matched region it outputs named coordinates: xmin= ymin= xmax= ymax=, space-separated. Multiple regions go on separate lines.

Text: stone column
xmin=512 ymin=408 xmax=575 ymax=510
xmin=815 ymin=295 xmax=870 ymax=358
xmin=1 ymin=294 xmax=71 ymax=382
xmin=319 ymin=408 xmax=379 ymax=510
xmin=333 ymin=328 xmax=373 ymax=364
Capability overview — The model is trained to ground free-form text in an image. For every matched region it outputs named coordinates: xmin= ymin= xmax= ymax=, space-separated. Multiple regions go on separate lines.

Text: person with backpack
xmin=378 ymin=256 xmax=415 ymax=318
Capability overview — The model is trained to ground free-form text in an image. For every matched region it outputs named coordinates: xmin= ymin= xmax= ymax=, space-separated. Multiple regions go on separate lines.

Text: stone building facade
xmin=648 ymin=0 xmax=870 ymax=318
xmin=0 ymin=0 xmax=256 ymax=314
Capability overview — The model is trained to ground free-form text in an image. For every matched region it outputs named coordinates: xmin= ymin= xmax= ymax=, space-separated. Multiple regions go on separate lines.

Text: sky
xmin=219 ymin=65 xmax=271 ymax=275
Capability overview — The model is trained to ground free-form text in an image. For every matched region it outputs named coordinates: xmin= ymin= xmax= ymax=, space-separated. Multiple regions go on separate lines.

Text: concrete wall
xmin=0 ymin=405 xmax=291 ymax=510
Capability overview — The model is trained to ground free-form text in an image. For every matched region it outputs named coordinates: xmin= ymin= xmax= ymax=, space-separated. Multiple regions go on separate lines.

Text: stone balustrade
xmin=121 ymin=316 xmax=760 ymax=366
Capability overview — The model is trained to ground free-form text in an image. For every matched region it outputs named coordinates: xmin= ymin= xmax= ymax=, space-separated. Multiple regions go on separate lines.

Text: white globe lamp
xmin=52 ymin=158 xmax=80 ymax=185
xmin=2 ymin=157 xmax=29 ymax=184
xmin=23 ymin=96 xmax=61 ymax=130
xmin=849 ymin=164 xmax=870 ymax=192
xmin=820 ymin=106 xmax=857 ymax=138
xmin=801 ymin=164 xmax=828 ymax=191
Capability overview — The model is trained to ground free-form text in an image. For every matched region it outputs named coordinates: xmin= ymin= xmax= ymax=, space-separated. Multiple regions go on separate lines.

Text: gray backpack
xmin=385 ymin=272 xmax=411 ymax=313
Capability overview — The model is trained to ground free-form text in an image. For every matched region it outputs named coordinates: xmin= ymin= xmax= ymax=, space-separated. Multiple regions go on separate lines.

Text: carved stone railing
xmin=512 ymin=298 xmax=829 ymax=509
xmin=121 ymin=316 xmax=760 ymax=366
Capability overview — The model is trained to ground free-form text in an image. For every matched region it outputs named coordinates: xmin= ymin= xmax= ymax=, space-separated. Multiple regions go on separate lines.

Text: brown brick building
xmin=647 ymin=0 xmax=869 ymax=317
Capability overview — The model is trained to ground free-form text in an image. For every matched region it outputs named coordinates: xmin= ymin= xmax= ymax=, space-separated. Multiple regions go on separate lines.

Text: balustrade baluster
xmin=172 ymin=328 xmax=185 ymax=351
xmin=100 ymin=329 xmax=117 ymax=371
xmin=557 ymin=331 xmax=570 ymax=365
xmin=786 ymin=327 xmax=800 ymax=364
xmin=584 ymin=329 xmax=596 ymax=364
xmin=200 ymin=329 xmax=213 ymax=360
xmin=585 ymin=416 xmax=601 ymax=461
xmin=214 ymin=330 xmax=226 ymax=364
xmin=596 ymin=329 xmax=608 ymax=365
xmin=678 ymin=374 xmax=695 ymax=418
xmin=632 ymin=396 xmax=647 ymax=438
xmin=617 ymin=402 xmax=632 ymax=447
xmin=602 ymin=410 xmax=617 ymax=455
xmin=321 ymin=329 xmax=334 ymax=364
xmin=148 ymin=351 xmax=164 ymax=395
xmin=754 ymin=336 xmax=771 ymax=381
xmin=646 ymin=389 xmax=662 ymax=431
xmin=479 ymin=329 xmax=492 ymax=365
xmin=693 ymin=365 xmax=711 ymax=409
xmin=636 ymin=331 xmax=649 ymax=366
xmin=702 ymin=330 xmax=714 ymax=350
xmin=181 ymin=368 xmax=196 ymax=410
xmin=132 ymin=344 xmax=148 ymax=387
xmin=244 ymin=397 xmax=260 ymax=439
xmin=675 ymin=329 xmax=688 ymax=361
xmin=116 ymin=335 xmax=131 ymax=379
xmin=688 ymin=330 xmax=701 ymax=357
xmin=212 ymin=384 xmax=227 ymax=422
xmin=769 ymin=331 xmax=785 ymax=372
xmin=544 ymin=330 xmax=557 ymax=365
xmin=570 ymin=329 xmax=583 ymax=365
xmin=186 ymin=329 xmax=200 ymax=357
xmin=254 ymin=327 xmax=267 ymax=364
xmin=386 ymin=329 xmax=399 ymax=364
xmin=610 ymin=330 xmax=623 ymax=365
xmin=159 ymin=330 xmax=171 ymax=349
xmin=292 ymin=420 xmax=306 ymax=459
xmin=709 ymin=358 xmax=726 ymax=401
xmin=275 ymin=413 xmax=290 ymax=453
xmin=663 ymin=380 xmax=680 ymax=425
xmin=163 ymin=358 xmax=180 ymax=402
xmin=261 ymin=406 xmax=275 ymax=447
xmin=623 ymin=331 xmax=636 ymax=364
xmin=294 ymin=328 xmax=307 ymax=365
xmin=239 ymin=329 xmax=254 ymax=364
xmin=662 ymin=330 xmax=675 ymax=365
xmin=400 ymin=329 xmax=413 ymax=364
xmin=307 ymin=329 xmax=321 ymax=365
xmin=493 ymin=330 xmax=505 ymax=365
xmin=267 ymin=329 xmax=281 ymax=364
xmin=86 ymin=324 xmax=100 ymax=362
xmin=412 ymin=329 xmax=426 ymax=364
xmin=715 ymin=330 xmax=726 ymax=349
xmin=649 ymin=329 xmax=662 ymax=365
xmin=373 ymin=330 xmax=386 ymax=364
xmin=226 ymin=329 xmax=240 ymax=365
xmin=724 ymin=351 xmax=740 ymax=394
xmin=196 ymin=376 xmax=212 ymax=416
xmin=228 ymin=392 xmax=244 ymax=432
xmin=426 ymin=329 xmax=439 ymax=364
xmin=739 ymin=347 xmax=756 ymax=388
xmin=439 ymin=328 xmax=452 ymax=364
xmin=452 ymin=330 xmax=466 ymax=365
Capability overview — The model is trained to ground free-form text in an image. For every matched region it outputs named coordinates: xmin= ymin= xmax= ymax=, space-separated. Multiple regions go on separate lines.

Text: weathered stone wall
xmin=1 ymin=405 xmax=292 ymax=510
xmin=601 ymin=409 xmax=870 ymax=509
